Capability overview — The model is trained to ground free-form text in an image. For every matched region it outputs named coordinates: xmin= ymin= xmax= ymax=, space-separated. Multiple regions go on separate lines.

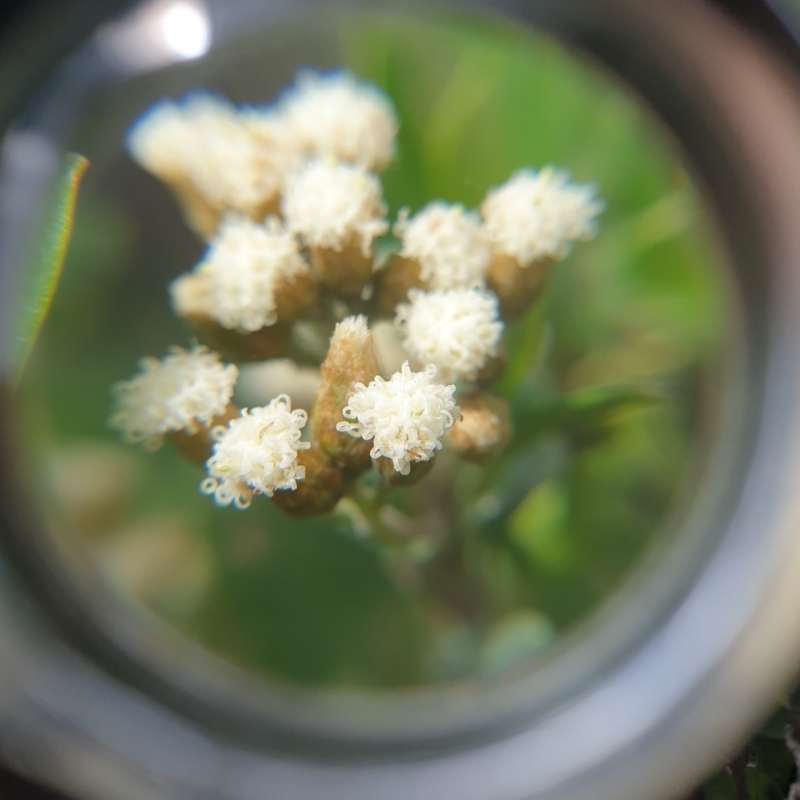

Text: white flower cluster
xmin=394 ymin=203 xmax=491 ymax=290
xmin=281 ymin=159 xmax=388 ymax=256
xmin=395 ymin=288 xmax=503 ymax=382
xmin=280 ymin=71 xmax=398 ymax=170
xmin=482 ymin=167 xmax=604 ymax=265
xmin=126 ymin=71 xmax=397 ymax=229
xmin=117 ymin=68 xmax=607 ymax=500
xmin=109 ymin=346 xmax=238 ymax=451
xmin=127 ymin=94 xmax=299 ymax=219
xmin=201 ymin=395 xmax=310 ymax=509
xmin=170 ymin=215 xmax=308 ymax=332
xmin=392 ymin=174 xmax=601 ymax=295
xmin=337 ymin=362 xmax=458 ymax=475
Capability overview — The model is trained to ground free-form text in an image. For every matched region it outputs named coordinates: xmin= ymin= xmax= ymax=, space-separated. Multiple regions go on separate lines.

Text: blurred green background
xmin=19 ymin=7 xmax=728 ymax=689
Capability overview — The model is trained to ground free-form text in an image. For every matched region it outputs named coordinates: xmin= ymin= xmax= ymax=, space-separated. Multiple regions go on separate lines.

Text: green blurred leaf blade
xmin=14 ymin=152 xmax=89 ymax=383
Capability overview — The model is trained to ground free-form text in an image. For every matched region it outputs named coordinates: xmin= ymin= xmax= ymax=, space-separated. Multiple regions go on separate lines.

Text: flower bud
xmin=271 ymin=447 xmax=345 ymax=517
xmin=282 ymin=160 xmax=388 ymax=297
xmin=311 ymin=315 xmax=379 ymax=469
xmin=272 ymin=270 xmax=320 ymax=323
xmin=395 ymin=288 xmax=503 ymax=382
xmin=280 ymin=71 xmax=398 ymax=171
xmin=201 ymin=395 xmax=309 ymax=510
xmin=486 ymin=253 xmax=552 ymax=320
xmin=337 ymin=361 xmax=457 ymax=476
xmin=110 ymin=345 xmax=238 ymax=452
xmin=310 ymin=236 xmax=374 ymax=295
xmin=481 ymin=168 xmax=603 ymax=320
xmin=446 ymin=392 xmax=510 ymax=463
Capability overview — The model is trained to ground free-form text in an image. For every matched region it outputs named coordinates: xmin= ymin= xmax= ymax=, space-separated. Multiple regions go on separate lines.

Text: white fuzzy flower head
xmin=395 ymin=203 xmax=492 ymax=290
xmin=281 ymin=71 xmax=398 ymax=170
xmin=169 ymin=271 xmax=214 ymax=320
xmin=282 ymin=159 xmax=388 ymax=256
xmin=126 ymin=98 xmax=196 ymax=181
xmin=189 ymin=107 xmax=298 ymax=217
xmin=110 ymin=346 xmax=238 ymax=451
xmin=337 ymin=362 xmax=458 ymax=475
xmin=395 ymin=288 xmax=503 ymax=382
xmin=201 ymin=395 xmax=310 ymax=509
xmin=482 ymin=167 xmax=604 ymax=265
xmin=127 ymin=94 xmax=299 ymax=218
xmin=170 ymin=215 xmax=309 ymax=332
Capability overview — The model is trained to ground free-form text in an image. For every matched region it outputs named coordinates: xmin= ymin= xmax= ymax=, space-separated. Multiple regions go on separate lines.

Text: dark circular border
xmin=1 ymin=1 xmax=800 ymax=798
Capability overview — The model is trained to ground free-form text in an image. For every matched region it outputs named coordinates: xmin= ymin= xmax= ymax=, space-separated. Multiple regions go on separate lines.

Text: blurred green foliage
xmin=13 ymin=153 xmax=88 ymax=382
xmin=20 ymin=9 xmax=727 ymax=688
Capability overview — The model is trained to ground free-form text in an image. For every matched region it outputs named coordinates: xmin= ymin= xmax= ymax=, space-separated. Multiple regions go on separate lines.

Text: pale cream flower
xmin=394 ymin=202 xmax=492 ymax=289
xmin=110 ymin=346 xmax=238 ymax=451
xmin=127 ymin=93 xmax=299 ymax=218
xmin=281 ymin=159 xmax=388 ymax=256
xmin=394 ymin=288 xmax=503 ymax=381
xmin=331 ymin=314 xmax=370 ymax=343
xmin=281 ymin=70 xmax=398 ymax=170
xmin=169 ymin=271 xmax=214 ymax=319
xmin=169 ymin=215 xmax=309 ymax=332
xmin=126 ymin=98 xmax=197 ymax=182
xmin=337 ymin=362 xmax=457 ymax=475
xmin=481 ymin=167 xmax=603 ymax=265
xmin=201 ymin=395 xmax=310 ymax=509
xmin=240 ymin=106 xmax=305 ymax=191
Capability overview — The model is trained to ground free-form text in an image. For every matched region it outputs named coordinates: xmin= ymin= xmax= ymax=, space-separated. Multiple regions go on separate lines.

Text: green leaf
xmin=745 ymin=767 xmax=786 ymax=800
xmin=704 ymin=771 xmax=737 ymax=800
xmin=756 ymin=707 xmax=788 ymax=740
xmin=498 ymin=303 xmax=549 ymax=396
xmin=13 ymin=152 xmax=89 ymax=383
xmin=511 ymin=383 xmax=662 ymax=448
xmin=508 ymin=480 xmax=572 ymax=573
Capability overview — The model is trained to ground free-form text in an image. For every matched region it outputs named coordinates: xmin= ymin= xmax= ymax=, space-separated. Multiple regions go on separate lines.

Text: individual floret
xmin=394 ymin=202 xmax=492 ymax=290
xmin=394 ymin=288 xmax=503 ymax=382
xmin=481 ymin=167 xmax=603 ymax=265
xmin=281 ymin=70 xmax=398 ymax=170
xmin=282 ymin=159 xmax=388 ymax=292
xmin=109 ymin=346 xmax=238 ymax=451
xmin=170 ymin=215 xmax=310 ymax=333
xmin=337 ymin=362 xmax=458 ymax=475
xmin=282 ymin=159 xmax=388 ymax=256
xmin=201 ymin=395 xmax=310 ymax=509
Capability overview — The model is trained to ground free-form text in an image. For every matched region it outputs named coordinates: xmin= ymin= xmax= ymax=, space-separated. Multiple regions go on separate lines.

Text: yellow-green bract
xmin=13 ymin=153 xmax=89 ymax=384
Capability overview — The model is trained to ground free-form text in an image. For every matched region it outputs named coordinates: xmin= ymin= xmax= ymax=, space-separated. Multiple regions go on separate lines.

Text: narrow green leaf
xmin=511 ymin=383 xmax=662 ymax=447
xmin=508 ymin=480 xmax=573 ymax=573
xmin=13 ymin=152 xmax=89 ymax=383
xmin=498 ymin=303 xmax=549 ymax=396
